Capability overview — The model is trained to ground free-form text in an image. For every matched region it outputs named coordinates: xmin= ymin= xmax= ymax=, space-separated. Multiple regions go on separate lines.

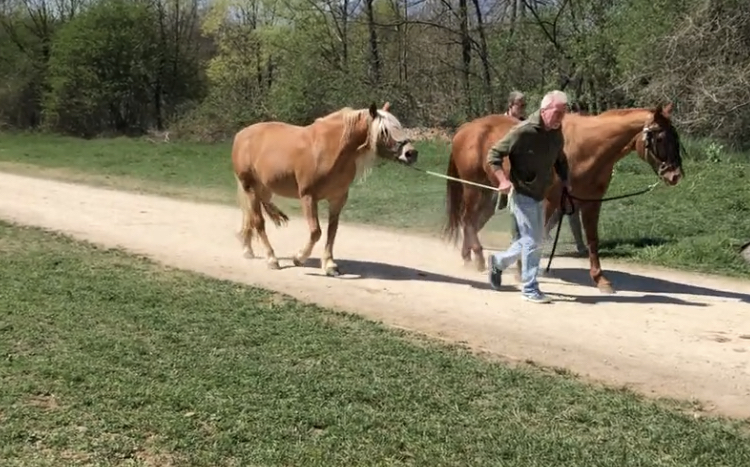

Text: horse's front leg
xmin=579 ymin=201 xmax=615 ymax=294
xmin=321 ymin=192 xmax=349 ymax=276
xmin=292 ymin=194 xmax=321 ymax=267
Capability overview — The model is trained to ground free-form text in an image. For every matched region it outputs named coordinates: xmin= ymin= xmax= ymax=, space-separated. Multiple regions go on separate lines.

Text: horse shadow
xmin=549 ymin=267 xmax=750 ymax=304
xmin=297 ymin=257 xmax=511 ymax=292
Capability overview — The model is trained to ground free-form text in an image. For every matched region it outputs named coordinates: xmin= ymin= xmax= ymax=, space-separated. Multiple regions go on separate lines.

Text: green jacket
xmin=487 ymin=110 xmax=569 ymax=202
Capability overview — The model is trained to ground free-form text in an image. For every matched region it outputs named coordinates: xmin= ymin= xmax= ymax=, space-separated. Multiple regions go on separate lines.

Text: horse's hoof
xmin=325 ymin=266 xmax=340 ymax=277
xmin=242 ymin=248 xmax=255 ymax=259
xmin=292 ymin=256 xmax=305 ymax=267
xmin=598 ymin=283 xmax=616 ymax=294
xmin=267 ymin=259 xmax=281 ymax=270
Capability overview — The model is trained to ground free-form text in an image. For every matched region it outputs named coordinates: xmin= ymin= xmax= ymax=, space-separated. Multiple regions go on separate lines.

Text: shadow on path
xmin=550 ymin=268 xmax=750 ymax=304
xmin=298 ymin=258 xmax=510 ymax=292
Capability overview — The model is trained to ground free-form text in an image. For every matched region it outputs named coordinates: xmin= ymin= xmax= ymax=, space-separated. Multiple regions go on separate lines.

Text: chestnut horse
xmin=544 ymin=108 xmax=680 ymax=251
xmin=443 ymin=104 xmax=683 ymax=293
xmin=232 ymin=102 xmax=418 ymax=276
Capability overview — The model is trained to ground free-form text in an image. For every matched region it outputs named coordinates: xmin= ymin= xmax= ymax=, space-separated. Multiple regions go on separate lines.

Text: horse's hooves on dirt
xmin=598 ymin=284 xmax=616 ymax=294
xmin=292 ymin=257 xmax=305 ymax=267
xmin=325 ymin=266 xmax=340 ymax=277
xmin=242 ymin=249 xmax=255 ymax=259
xmin=267 ymin=260 xmax=281 ymax=270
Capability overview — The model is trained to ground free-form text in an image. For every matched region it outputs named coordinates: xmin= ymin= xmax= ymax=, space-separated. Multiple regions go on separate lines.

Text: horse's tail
xmin=442 ymin=150 xmax=464 ymax=245
xmin=261 ymin=201 xmax=289 ymax=228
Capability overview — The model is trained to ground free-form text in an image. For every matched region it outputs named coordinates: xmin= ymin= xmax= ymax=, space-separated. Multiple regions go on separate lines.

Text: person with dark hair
xmin=504 ymin=91 xmax=526 ymax=120
xmin=495 ymin=90 xmax=527 ymax=219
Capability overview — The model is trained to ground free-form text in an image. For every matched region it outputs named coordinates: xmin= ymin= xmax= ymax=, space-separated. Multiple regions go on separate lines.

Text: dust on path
xmin=1 ymin=172 xmax=749 ymax=419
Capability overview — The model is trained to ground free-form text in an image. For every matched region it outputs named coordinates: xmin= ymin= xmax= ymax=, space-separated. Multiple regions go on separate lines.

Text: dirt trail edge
xmin=1 ymin=172 xmax=749 ymax=419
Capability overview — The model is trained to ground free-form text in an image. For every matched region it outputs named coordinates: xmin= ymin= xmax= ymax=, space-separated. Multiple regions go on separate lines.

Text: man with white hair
xmin=485 ymin=90 xmax=572 ymax=304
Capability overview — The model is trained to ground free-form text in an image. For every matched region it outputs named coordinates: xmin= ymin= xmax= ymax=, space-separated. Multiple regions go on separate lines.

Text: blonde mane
xmin=337 ymin=106 xmax=404 ymax=181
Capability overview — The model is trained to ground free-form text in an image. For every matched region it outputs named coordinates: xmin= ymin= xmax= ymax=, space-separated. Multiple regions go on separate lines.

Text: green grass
xmin=0 ymin=132 xmax=749 ymax=278
xmin=1 ymin=220 xmax=749 ymax=466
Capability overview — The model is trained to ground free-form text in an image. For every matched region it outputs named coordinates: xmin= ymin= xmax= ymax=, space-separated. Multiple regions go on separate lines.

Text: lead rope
xmin=401 ymin=163 xmax=662 ymax=271
xmin=544 ymin=181 xmax=660 ymax=273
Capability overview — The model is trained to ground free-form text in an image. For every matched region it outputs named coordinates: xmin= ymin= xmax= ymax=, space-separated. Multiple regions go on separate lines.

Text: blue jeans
xmin=491 ymin=191 xmax=544 ymax=294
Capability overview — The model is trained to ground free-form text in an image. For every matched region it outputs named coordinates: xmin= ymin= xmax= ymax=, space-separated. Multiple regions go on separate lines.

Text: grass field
xmin=1 ymin=220 xmax=749 ymax=466
xmin=0 ymin=132 xmax=749 ymax=278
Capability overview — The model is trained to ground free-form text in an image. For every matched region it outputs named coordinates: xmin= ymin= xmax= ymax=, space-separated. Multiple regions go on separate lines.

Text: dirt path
xmin=1 ymin=172 xmax=749 ymax=419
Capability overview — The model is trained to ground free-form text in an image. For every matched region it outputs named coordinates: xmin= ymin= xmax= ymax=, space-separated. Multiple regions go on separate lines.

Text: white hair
xmin=540 ymin=90 xmax=568 ymax=109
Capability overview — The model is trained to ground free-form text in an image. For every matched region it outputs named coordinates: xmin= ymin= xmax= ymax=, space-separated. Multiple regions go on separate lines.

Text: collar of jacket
xmin=526 ymin=110 xmax=544 ymax=128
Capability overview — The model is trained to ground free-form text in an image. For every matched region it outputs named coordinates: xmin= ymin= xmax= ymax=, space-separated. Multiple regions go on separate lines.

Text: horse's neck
xmin=336 ymin=116 xmax=376 ymax=179
xmin=587 ymin=110 xmax=651 ymax=165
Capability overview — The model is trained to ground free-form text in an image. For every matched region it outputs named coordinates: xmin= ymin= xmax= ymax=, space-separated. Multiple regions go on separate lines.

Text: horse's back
xmin=231 ymin=121 xmax=312 ymax=179
xmin=451 ymin=114 xmax=517 ymax=179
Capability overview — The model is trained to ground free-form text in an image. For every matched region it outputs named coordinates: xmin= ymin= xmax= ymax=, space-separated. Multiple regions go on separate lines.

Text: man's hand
xmin=497 ymin=179 xmax=513 ymax=194
xmin=494 ymin=169 xmax=512 ymax=194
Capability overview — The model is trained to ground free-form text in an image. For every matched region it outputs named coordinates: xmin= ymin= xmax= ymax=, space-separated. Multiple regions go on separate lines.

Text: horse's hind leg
xmin=248 ymin=187 xmax=281 ymax=269
xmin=460 ymin=187 xmax=486 ymax=271
xmin=292 ymin=194 xmax=322 ymax=268
xmin=235 ymin=176 xmax=255 ymax=258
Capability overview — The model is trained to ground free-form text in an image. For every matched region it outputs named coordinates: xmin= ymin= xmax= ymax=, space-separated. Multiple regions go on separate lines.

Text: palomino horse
xmin=443 ymin=104 xmax=684 ymax=293
xmin=232 ymin=102 xmax=418 ymax=276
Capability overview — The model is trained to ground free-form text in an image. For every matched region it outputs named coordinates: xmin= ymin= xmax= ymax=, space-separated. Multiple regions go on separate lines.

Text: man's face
xmin=541 ymin=100 xmax=567 ymax=129
xmin=509 ymin=99 xmax=526 ymax=119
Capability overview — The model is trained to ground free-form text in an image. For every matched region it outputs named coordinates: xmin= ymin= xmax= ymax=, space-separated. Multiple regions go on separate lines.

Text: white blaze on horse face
xmin=398 ymin=141 xmax=417 ymax=164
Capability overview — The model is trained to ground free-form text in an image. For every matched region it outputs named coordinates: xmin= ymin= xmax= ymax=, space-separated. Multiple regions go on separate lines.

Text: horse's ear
xmin=382 ymin=102 xmax=391 ymax=112
xmin=661 ymin=102 xmax=673 ymax=118
xmin=369 ymin=103 xmax=378 ymax=118
xmin=654 ymin=102 xmax=673 ymax=118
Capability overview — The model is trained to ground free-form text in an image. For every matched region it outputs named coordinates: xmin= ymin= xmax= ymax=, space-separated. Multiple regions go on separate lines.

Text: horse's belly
xmin=263 ymin=177 xmax=299 ymax=199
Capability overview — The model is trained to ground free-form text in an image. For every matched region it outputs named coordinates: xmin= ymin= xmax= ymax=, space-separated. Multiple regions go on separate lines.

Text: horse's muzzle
xmin=400 ymin=148 xmax=418 ymax=165
xmin=657 ymin=162 xmax=683 ymax=186
xmin=662 ymin=168 xmax=682 ymax=186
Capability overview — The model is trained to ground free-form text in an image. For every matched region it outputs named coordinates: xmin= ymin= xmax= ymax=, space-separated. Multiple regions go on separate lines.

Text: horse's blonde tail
xmin=261 ymin=201 xmax=289 ymax=228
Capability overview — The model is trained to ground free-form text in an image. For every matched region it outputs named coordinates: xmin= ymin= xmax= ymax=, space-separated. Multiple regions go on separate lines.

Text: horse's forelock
xmin=373 ymin=109 xmax=405 ymax=143
xmin=339 ymin=107 xmax=404 ymax=153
